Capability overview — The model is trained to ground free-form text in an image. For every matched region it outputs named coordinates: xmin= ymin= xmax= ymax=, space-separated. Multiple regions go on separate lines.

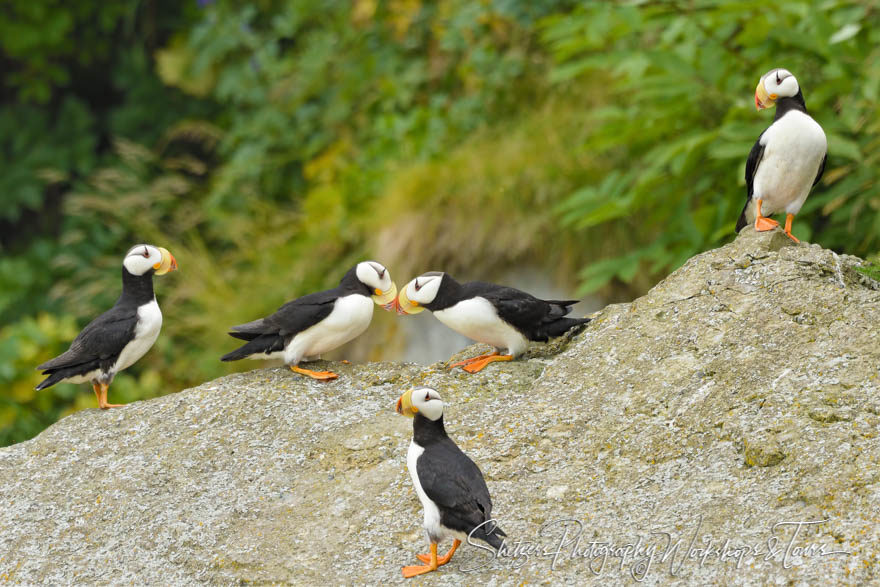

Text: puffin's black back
xmin=36 ymin=267 xmax=156 ymax=389
xmin=220 ymin=264 xmax=373 ymax=361
xmin=425 ymin=274 xmax=589 ymax=342
xmin=413 ymin=414 xmax=506 ymax=549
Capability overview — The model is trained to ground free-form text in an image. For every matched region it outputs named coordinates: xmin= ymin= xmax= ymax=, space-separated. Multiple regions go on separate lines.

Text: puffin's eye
xmin=415 ymin=280 xmax=422 ymax=291
xmin=142 ymin=246 xmax=150 ymax=258
xmin=776 ymin=72 xmax=781 ymax=84
xmin=425 ymin=392 xmax=431 ymax=401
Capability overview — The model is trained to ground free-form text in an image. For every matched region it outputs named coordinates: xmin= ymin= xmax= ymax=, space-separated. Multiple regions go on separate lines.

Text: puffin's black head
xmin=755 ymin=68 xmax=801 ymax=110
xmin=351 ymin=261 xmax=397 ymax=310
xmin=395 ymin=387 xmax=444 ymax=421
xmin=123 ymin=244 xmax=178 ymax=277
xmin=393 ymin=271 xmax=446 ymax=315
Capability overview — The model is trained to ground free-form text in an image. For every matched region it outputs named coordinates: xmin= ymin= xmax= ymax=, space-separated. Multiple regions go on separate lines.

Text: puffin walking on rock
xmin=35 ymin=244 xmax=178 ymax=409
xmin=394 ymin=272 xmax=590 ymax=373
xmin=220 ymin=261 xmax=396 ymax=380
xmin=395 ymin=387 xmax=506 ymax=578
xmin=737 ymin=68 xmax=827 ymax=243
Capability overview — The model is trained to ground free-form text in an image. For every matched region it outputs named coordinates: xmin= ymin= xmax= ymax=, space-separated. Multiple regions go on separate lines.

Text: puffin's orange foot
xmin=95 ymin=383 xmax=124 ymax=409
xmin=402 ymin=563 xmax=437 ymax=578
xmin=290 ymin=366 xmax=338 ymax=380
xmin=416 ymin=539 xmax=460 ymax=565
xmin=403 ymin=542 xmax=438 ymax=578
xmin=754 ymin=216 xmax=779 ymax=231
xmin=462 ymin=354 xmax=514 ymax=373
xmin=783 ymin=213 xmax=800 ymax=243
xmin=448 ymin=352 xmax=499 ymax=369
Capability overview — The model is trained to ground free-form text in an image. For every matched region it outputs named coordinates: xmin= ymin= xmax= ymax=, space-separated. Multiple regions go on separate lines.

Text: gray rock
xmin=1 ymin=227 xmax=878 ymax=584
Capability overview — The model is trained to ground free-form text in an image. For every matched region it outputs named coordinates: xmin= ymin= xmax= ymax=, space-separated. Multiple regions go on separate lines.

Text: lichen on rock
xmin=1 ymin=227 xmax=878 ymax=584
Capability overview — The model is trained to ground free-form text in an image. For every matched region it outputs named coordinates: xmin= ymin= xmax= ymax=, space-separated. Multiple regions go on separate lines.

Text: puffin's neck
xmin=425 ymin=275 xmax=463 ymax=312
xmin=413 ymin=414 xmax=448 ymax=446
xmin=338 ymin=266 xmax=372 ymax=297
xmin=120 ymin=267 xmax=156 ymax=307
xmin=775 ymin=91 xmax=808 ymax=120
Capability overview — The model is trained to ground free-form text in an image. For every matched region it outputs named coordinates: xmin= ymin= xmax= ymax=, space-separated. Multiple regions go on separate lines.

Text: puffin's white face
xmin=755 ymin=68 xmax=799 ymax=110
xmin=395 ymin=272 xmax=443 ymax=315
xmin=355 ymin=261 xmax=397 ymax=308
xmin=395 ymin=387 xmax=444 ymax=421
xmin=123 ymin=244 xmax=178 ymax=276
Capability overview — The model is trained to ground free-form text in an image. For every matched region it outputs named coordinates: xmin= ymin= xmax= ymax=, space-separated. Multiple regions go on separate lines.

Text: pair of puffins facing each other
xmin=220 ymin=264 xmax=589 ymax=376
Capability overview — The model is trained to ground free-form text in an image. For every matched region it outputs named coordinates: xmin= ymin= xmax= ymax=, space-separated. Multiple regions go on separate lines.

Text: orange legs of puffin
xmin=416 ymin=539 xmax=461 ymax=566
xmin=290 ymin=365 xmax=338 ymax=381
xmin=449 ymin=351 xmax=514 ymax=372
xmin=448 ymin=351 xmax=498 ymax=369
xmin=783 ymin=213 xmax=800 ymax=243
xmin=92 ymin=382 xmax=123 ymax=409
xmin=451 ymin=352 xmax=514 ymax=373
xmin=754 ymin=199 xmax=779 ymax=231
xmin=402 ymin=542 xmax=439 ymax=578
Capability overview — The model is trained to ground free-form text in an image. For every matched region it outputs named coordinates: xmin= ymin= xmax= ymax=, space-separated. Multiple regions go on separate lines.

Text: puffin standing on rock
xmin=394 ymin=272 xmax=590 ymax=373
xmin=396 ymin=387 xmax=506 ymax=578
xmin=35 ymin=244 xmax=178 ymax=409
xmin=220 ymin=261 xmax=396 ymax=380
xmin=737 ymin=68 xmax=827 ymax=242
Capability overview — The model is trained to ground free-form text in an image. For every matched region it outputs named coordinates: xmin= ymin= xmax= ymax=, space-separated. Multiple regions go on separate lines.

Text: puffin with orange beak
xmin=737 ymin=68 xmax=827 ymax=242
xmin=220 ymin=261 xmax=396 ymax=380
xmin=394 ymin=272 xmax=590 ymax=373
xmin=36 ymin=244 xmax=178 ymax=409
xmin=395 ymin=387 xmax=506 ymax=578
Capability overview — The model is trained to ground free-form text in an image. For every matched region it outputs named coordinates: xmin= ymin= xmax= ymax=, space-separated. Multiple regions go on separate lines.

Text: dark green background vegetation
xmin=2 ymin=0 xmax=878 ymax=445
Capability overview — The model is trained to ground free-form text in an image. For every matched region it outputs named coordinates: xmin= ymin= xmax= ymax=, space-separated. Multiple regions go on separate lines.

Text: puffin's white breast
xmin=434 ymin=297 xmax=529 ymax=356
xmin=113 ymin=298 xmax=163 ymax=374
xmin=284 ymin=294 xmax=373 ymax=364
xmin=753 ymin=110 xmax=826 ymax=215
xmin=407 ymin=440 xmax=444 ymax=540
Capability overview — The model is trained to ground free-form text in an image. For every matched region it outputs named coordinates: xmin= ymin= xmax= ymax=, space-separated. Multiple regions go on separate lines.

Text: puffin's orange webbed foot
xmin=416 ymin=539 xmax=460 ymax=565
xmin=403 ymin=543 xmax=439 ymax=578
xmin=290 ymin=366 xmax=338 ymax=380
xmin=94 ymin=382 xmax=123 ymax=409
xmin=461 ymin=354 xmax=514 ymax=373
xmin=448 ymin=351 xmax=499 ymax=369
xmin=754 ymin=198 xmax=779 ymax=231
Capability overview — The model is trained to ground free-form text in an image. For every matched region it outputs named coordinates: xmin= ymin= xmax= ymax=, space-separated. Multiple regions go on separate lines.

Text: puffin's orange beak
xmin=154 ymin=247 xmax=178 ymax=275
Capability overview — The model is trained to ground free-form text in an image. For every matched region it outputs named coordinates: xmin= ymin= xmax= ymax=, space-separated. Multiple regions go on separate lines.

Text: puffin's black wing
xmin=221 ymin=288 xmax=339 ymax=360
xmin=36 ymin=305 xmax=139 ymax=389
xmin=737 ymin=133 xmax=767 ymax=231
xmin=813 ymin=153 xmax=826 ymax=186
xmin=468 ymin=283 xmax=587 ymax=341
xmin=417 ymin=438 xmax=505 ymax=546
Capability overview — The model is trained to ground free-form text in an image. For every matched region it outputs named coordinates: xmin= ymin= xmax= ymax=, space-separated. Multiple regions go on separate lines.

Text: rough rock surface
xmin=2 ymin=228 xmax=879 ymax=585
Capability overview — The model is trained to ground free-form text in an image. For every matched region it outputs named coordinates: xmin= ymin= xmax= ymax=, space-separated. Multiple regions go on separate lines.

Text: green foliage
xmin=541 ymin=0 xmax=880 ymax=292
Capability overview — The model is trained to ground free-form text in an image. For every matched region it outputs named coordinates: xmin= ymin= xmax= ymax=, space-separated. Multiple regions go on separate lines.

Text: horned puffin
xmin=394 ymin=272 xmax=590 ymax=373
xmin=395 ymin=387 xmax=505 ymax=578
xmin=35 ymin=244 xmax=178 ymax=409
xmin=737 ymin=68 xmax=827 ymax=242
xmin=220 ymin=261 xmax=396 ymax=380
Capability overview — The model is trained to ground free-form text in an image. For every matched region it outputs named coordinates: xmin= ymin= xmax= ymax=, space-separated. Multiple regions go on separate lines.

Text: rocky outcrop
xmin=1 ymin=228 xmax=879 ymax=584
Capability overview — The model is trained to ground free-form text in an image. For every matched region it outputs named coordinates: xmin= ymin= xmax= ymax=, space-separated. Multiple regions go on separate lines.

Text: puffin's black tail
xmin=220 ymin=333 xmax=285 ymax=361
xmin=735 ymin=199 xmax=753 ymax=232
xmin=473 ymin=520 xmax=506 ymax=551
xmin=534 ymin=299 xmax=591 ymax=340
xmin=35 ymin=371 xmax=67 ymax=391
xmin=34 ymin=358 xmax=101 ymax=391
